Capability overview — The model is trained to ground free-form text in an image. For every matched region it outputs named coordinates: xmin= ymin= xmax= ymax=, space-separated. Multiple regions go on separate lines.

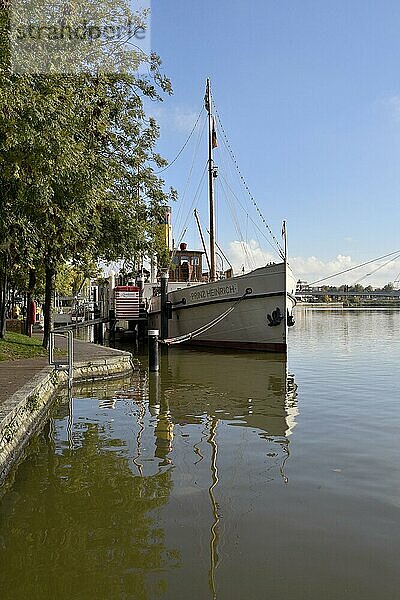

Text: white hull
xmin=148 ymin=262 xmax=296 ymax=352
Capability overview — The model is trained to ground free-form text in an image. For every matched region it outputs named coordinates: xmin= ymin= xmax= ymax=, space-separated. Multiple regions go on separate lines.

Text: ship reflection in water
xmin=0 ymin=349 xmax=298 ymax=600
xmin=70 ymin=348 xmax=298 ymax=599
xmin=145 ymin=349 xmax=298 ymax=600
xmin=147 ymin=348 xmax=298 ymax=470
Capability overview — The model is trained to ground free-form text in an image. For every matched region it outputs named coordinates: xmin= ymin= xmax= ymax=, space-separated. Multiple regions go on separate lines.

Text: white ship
xmin=148 ymin=80 xmax=296 ymax=352
xmin=149 ymin=262 xmax=296 ymax=352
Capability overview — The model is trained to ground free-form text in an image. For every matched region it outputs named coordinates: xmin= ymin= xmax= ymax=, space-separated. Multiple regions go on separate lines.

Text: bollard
xmin=148 ymin=329 xmax=159 ymax=372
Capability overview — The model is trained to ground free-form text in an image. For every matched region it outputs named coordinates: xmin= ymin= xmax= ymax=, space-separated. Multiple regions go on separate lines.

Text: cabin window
xmin=191 ymin=257 xmax=200 ymax=266
xmin=180 ymin=256 xmax=188 ymax=263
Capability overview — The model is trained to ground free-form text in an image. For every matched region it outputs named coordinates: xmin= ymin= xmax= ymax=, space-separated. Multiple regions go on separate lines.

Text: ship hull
xmin=148 ymin=262 xmax=296 ymax=352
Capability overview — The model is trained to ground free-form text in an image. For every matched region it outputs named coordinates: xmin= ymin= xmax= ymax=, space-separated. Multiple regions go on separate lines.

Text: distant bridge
xmin=296 ymin=290 xmax=400 ymax=300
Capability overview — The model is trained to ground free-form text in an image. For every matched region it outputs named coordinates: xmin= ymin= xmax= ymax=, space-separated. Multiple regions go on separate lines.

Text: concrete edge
xmin=0 ymin=352 xmax=135 ymax=485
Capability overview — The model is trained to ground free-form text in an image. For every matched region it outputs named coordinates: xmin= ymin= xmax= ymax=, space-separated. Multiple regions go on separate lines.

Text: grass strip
xmin=0 ymin=332 xmax=65 ymax=362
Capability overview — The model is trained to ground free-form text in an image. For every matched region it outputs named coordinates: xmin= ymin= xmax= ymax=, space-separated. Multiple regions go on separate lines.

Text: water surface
xmin=1 ymin=308 xmax=399 ymax=599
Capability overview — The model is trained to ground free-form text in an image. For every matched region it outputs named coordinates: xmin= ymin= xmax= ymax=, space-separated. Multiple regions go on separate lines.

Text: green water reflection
xmin=1 ymin=349 xmax=297 ymax=600
xmin=2 ymin=311 xmax=400 ymax=599
xmin=0 ymin=414 xmax=177 ymax=599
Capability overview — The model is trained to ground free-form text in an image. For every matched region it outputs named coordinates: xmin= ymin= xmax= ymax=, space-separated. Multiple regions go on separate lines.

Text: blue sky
xmin=146 ymin=1 xmax=400 ymax=286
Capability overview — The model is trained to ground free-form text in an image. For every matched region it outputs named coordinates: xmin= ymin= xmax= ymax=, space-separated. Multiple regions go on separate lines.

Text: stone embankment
xmin=0 ymin=337 xmax=134 ymax=483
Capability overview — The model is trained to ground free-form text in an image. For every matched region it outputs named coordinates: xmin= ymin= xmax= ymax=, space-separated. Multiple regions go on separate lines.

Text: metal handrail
xmin=49 ymin=330 xmax=74 ymax=389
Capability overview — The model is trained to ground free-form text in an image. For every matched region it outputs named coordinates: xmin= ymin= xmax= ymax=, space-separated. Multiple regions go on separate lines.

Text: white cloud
xmin=381 ymin=95 xmax=400 ymax=122
xmin=291 ymin=253 xmax=400 ymax=287
xmin=150 ymin=106 xmax=200 ymax=134
xmin=292 ymin=254 xmax=352 ymax=282
xmin=227 ymin=239 xmax=277 ymax=273
xmin=226 ymin=239 xmax=400 ymax=288
xmin=172 ymin=109 xmax=200 ymax=133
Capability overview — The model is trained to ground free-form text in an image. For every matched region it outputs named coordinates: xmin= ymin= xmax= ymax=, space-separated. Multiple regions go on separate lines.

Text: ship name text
xmin=190 ymin=283 xmax=238 ymax=301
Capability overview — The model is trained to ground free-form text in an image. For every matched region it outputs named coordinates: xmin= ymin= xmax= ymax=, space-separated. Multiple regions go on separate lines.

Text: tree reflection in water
xmin=0 ymin=403 xmax=179 ymax=600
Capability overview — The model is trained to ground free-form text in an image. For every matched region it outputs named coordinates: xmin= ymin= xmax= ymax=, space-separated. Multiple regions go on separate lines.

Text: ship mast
xmin=205 ymin=78 xmax=217 ymax=282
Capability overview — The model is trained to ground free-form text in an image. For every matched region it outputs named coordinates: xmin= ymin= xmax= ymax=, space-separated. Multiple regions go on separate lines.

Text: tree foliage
xmin=0 ymin=1 xmax=175 ymax=344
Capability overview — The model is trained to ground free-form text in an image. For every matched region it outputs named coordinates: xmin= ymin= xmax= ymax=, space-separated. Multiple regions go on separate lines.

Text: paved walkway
xmin=0 ymin=335 xmax=131 ymax=407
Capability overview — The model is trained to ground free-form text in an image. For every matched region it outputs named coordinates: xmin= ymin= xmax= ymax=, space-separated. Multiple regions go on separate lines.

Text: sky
xmin=144 ymin=0 xmax=400 ymax=287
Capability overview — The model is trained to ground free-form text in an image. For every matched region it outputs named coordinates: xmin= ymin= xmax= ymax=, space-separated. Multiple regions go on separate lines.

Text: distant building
xmin=296 ymin=280 xmax=311 ymax=294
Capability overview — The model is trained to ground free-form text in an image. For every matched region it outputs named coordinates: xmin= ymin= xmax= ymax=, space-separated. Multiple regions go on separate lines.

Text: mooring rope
xmin=161 ymin=290 xmax=250 ymax=345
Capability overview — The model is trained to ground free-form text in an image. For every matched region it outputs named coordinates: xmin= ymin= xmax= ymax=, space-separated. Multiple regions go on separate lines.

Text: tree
xmin=349 ymin=283 xmax=364 ymax=294
xmin=0 ymin=2 xmax=174 ymax=345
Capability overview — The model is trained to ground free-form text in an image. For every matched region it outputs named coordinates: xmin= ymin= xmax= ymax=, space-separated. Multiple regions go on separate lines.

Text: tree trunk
xmin=42 ymin=266 xmax=55 ymax=348
xmin=0 ymin=255 xmax=8 ymax=339
xmin=25 ymin=268 xmax=36 ymax=337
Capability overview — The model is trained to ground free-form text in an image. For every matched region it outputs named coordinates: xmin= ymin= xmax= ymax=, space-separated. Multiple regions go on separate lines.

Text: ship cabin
xmin=169 ymin=243 xmax=205 ymax=283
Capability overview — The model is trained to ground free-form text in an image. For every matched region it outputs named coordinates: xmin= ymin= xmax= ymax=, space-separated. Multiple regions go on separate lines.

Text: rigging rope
xmin=353 ymin=252 xmax=400 ymax=285
xmin=155 ymin=107 xmax=204 ymax=174
xmin=212 ymin=101 xmax=285 ymax=258
xmin=309 ymin=249 xmax=400 ymax=286
xmin=216 ymin=142 xmax=258 ymax=270
xmin=219 ymin=170 xmax=284 ymax=257
xmin=161 ymin=290 xmax=250 ymax=345
xmin=218 ymin=177 xmax=256 ymax=270
xmin=171 ymin=116 xmax=207 ymax=243
xmin=170 ymin=163 xmax=208 ymax=264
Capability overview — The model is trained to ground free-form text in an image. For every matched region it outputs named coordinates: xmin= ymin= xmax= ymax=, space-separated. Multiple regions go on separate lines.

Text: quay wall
xmin=0 ymin=352 xmax=133 ymax=484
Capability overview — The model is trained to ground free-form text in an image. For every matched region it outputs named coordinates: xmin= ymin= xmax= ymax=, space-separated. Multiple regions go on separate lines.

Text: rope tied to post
xmin=161 ymin=289 xmax=251 ymax=345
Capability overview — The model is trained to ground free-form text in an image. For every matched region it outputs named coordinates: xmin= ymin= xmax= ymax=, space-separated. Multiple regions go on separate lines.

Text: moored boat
xmin=149 ymin=261 xmax=296 ymax=352
xmin=148 ymin=80 xmax=296 ymax=352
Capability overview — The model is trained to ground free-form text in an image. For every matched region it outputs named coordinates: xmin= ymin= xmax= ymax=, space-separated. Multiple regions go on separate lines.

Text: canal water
xmin=1 ymin=308 xmax=400 ymax=599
